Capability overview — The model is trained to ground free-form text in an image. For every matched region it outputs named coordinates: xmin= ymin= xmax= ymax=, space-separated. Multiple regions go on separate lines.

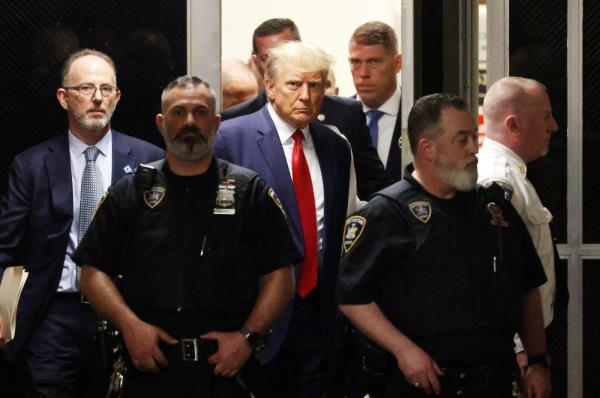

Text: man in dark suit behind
xmin=0 ymin=49 xmax=164 ymax=397
xmin=222 ymin=18 xmax=391 ymax=199
xmin=215 ymin=41 xmax=358 ymax=398
xmin=348 ymin=21 xmax=403 ymax=181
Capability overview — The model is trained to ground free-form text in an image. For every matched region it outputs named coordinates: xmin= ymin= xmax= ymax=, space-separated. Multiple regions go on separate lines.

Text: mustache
xmin=175 ymin=125 xmax=203 ymax=140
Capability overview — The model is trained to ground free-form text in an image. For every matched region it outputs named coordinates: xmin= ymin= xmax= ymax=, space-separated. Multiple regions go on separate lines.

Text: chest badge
xmin=143 ymin=185 xmax=166 ymax=209
xmin=214 ymin=178 xmax=236 ymax=215
xmin=343 ymin=216 xmax=367 ymax=253
xmin=487 ymin=202 xmax=509 ymax=227
xmin=408 ymin=201 xmax=432 ymax=224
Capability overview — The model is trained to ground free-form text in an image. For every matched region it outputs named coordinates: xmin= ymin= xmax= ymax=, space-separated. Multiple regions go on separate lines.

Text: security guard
xmin=74 ymin=76 xmax=299 ymax=397
xmin=336 ymin=93 xmax=551 ymax=398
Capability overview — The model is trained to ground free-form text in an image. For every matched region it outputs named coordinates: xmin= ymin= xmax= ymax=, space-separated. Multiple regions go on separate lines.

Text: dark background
xmin=0 ymin=0 xmax=187 ymax=195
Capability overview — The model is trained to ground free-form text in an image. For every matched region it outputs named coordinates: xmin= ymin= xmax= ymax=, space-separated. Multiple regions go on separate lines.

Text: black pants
xmin=383 ymin=363 xmax=514 ymax=398
xmin=123 ymin=360 xmax=253 ymax=398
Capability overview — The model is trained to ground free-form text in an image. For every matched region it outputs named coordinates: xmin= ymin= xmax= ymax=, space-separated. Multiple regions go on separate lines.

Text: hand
xmin=523 ymin=364 xmax=551 ymax=398
xmin=121 ymin=319 xmax=177 ymax=373
xmin=395 ymin=343 xmax=444 ymax=395
xmin=0 ymin=320 xmax=7 ymax=349
xmin=201 ymin=331 xmax=252 ymax=377
xmin=516 ymin=351 xmax=528 ymax=377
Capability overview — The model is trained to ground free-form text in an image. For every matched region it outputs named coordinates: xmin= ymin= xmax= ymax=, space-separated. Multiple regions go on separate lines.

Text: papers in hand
xmin=0 ymin=266 xmax=29 ymax=342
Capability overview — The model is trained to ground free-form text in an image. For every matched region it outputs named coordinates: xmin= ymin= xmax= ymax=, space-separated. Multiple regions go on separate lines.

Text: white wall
xmin=221 ymin=0 xmax=401 ymax=96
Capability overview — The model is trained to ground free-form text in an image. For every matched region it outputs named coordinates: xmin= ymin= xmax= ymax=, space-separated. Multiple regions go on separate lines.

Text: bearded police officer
xmin=336 ymin=94 xmax=551 ymax=398
xmin=74 ymin=76 xmax=299 ymax=397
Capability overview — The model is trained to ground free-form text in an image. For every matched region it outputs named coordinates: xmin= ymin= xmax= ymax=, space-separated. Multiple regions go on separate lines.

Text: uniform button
xmin=184 ymin=187 xmax=190 ymax=192
xmin=176 ymin=306 xmax=183 ymax=312
xmin=117 ymin=274 xmax=124 ymax=279
xmin=456 ymin=390 xmax=464 ymax=396
xmin=459 ymin=372 xmax=467 ymax=379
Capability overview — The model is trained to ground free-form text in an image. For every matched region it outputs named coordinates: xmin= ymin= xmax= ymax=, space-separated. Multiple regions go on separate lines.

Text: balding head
xmin=221 ymin=58 xmax=259 ymax=109
xmin=483 ymin=76 xmax=558 ymax=162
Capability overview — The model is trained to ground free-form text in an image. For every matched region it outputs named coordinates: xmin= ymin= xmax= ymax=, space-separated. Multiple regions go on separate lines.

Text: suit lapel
xmin=386 ymin=101 xmax=403 ymax=180
xmin=256 ymin=110 xmax=303 ymax=244
xmin=45 ymin=135 xmax=73 ymax=220
xmin=311 ymin=124 xmax=333 ymax=248
xmin=111 ymin=132 xmax=136 ymax=183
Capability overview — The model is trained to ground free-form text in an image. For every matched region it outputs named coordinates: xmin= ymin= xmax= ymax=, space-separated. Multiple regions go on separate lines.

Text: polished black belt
xmin=162 ymin=338 xmax=218 ymax=364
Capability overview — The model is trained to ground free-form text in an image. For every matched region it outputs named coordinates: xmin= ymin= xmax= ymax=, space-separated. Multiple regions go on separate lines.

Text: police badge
xmin=343 ymin=216 xmax=367 ymax=253
xmin=408 ymin=201 xmax=432 ymax=224
xmin=214 ymin=178 xmax=236 ymax=215
xmin=143 ymin=185 xmax=166 ymax=209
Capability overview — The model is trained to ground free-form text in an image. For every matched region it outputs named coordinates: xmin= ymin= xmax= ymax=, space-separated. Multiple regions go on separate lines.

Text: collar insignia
xmin=408 ymin=201 xmax=432 ymax=224
xmin=487 ymin=202 xmax=509 ymax=227
xmin=143 ymin=185 xmax=166 ymax=209
xmin=343 ymin=216 xmax=367 ymax=253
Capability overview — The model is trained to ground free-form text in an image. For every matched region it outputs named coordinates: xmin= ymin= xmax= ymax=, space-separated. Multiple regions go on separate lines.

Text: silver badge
xmin=214 ymin=178 xmax=236 ymax=215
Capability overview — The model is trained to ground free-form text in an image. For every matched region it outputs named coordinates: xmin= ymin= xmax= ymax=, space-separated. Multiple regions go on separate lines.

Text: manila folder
xmin=0 ymin=266 xmax=29 ymax=341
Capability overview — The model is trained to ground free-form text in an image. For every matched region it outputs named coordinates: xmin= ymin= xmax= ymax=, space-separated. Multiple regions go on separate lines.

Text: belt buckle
xmin=181 ymin=338 xmax=199 ymax=362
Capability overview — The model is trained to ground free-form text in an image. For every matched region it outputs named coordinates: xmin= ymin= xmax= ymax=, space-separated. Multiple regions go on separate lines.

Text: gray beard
xmin=438 ymin=165 xmax=478 ymax=192
xmin=167 ymin=133 xmax=214 ymax=161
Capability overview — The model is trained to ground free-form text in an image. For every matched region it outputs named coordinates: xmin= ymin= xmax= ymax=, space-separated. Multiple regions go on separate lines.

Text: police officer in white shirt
xmin=478 ymin=77 xmax=565 ymax=394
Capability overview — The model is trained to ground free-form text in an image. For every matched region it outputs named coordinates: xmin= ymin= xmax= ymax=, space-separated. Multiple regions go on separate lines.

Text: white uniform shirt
xmin=477 ymin=138 xmax=556 ymax=326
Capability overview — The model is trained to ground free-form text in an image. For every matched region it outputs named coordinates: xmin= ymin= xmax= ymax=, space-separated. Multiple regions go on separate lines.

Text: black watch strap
xmin=528 ymin=354 xmax=549 ymax=368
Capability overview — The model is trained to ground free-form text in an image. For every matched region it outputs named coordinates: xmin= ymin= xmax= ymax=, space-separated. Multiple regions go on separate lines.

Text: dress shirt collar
xmin=482 ymin=137 xmax=527 ymax=176
xmin=267 ymin=103 xmax=312 ymax=148
xmin=68 ymin=129 xmax=112 ymax=159
xmin=358 ymin=88 xmax=401 ymax=116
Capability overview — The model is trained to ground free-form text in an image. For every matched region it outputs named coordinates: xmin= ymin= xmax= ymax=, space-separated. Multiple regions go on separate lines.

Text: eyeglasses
xmin=63 ymin=84 xmax=118 ymax=97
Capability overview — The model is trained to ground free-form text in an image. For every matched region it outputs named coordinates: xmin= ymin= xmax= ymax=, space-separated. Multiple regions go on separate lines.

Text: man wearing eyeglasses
xmin=0 ymin=48 xmax=163 ymax=397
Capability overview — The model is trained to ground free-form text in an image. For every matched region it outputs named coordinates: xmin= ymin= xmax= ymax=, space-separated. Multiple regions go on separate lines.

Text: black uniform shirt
xmin=74 ymin=158 xmax=301 ymax=336
xmin=336 ymin=166 xmax=546 ymax=363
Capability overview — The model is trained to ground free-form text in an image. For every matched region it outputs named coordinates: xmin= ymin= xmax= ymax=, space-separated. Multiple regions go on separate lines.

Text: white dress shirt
xmin=358 ymin=88 xmax=401 ymax=166
xmin=58 ymin=130 xmax=113 ymax=292
xmin=477 ymin=138 xmax=556 ymax=326
xmin=268 ymin=104 xmax=325 ymax=250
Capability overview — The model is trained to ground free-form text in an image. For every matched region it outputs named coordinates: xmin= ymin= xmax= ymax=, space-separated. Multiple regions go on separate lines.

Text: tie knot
xmin=367 ymin=109 xmax=384 ymax=123
xmin=84 ymin=146 xmax=100 ymax=162
xmin=292 ymin=129 xmax=304 ymax=144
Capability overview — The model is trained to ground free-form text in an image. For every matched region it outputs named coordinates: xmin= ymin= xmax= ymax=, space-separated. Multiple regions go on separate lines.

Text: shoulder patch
xmin=143 ymin=185 xmax=166 ymax=209
xmin=267 ymin=187 xmax=286 ymax=217
xmin=343 ymin=216 xmax=367 ymax=253
xmin=494 ymin=181 xmax=514 ymax=201
xmin=408 ymin=200 xmax=432 ymax=224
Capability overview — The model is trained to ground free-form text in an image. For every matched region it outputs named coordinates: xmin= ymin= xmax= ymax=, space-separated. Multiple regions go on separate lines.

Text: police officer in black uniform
xmin=74 ymin=76 xmax=299 ymax=397
xmin=336 ymin=93 xmax=551 ymax=398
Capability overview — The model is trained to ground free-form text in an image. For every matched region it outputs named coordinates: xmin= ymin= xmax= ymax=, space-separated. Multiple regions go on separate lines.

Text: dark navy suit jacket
xmin=215 ymin=106 xmax=351 ymax=363
xmin=0 ymin=131 xmax=164 ymax=359
xmin=351 ymin=94 xmax=403 ymax=181
xmin=222 ymin=93 xmax=391 ymax=199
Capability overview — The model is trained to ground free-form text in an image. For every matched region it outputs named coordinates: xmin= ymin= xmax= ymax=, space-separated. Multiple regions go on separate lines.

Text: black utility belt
xmin=436 ymin=362 xmax=514 ymax=393
xmin=160 ymin=338 xmax=218 ymax=365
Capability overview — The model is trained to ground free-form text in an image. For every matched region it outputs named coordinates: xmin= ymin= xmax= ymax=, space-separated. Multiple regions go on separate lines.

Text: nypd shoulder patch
xmin=143 ymin=185 xmax=166 ymax=209
xmin=343 ymin=216 xmax=367 ymax=253
xmin=267 ymin=187 xmax=286 ymax=217
xmin=408 ymin=200 xmax=432 ymax=224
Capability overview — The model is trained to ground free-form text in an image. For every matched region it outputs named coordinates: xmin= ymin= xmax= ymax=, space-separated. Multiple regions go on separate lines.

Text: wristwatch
xmin=239 ymin=326 xmax=266 ymax=352
xmin=527 ymin=354 xmax=549 ymax=368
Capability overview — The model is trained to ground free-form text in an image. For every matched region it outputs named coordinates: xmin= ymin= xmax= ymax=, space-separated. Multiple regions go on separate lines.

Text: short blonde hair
xmin=265 ymin=41 xmax=332 ymax=81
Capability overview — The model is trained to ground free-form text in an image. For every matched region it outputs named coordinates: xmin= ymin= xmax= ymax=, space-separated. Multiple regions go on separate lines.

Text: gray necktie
xmin=367 ymin=109 xmax=385 ymax=148
xmin=77 ymin=146 xmax=104 ymax=287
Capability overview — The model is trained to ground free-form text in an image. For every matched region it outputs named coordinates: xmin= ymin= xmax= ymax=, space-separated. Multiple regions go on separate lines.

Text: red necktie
xmin=292 ymin=130 xmax=318 ymax=298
